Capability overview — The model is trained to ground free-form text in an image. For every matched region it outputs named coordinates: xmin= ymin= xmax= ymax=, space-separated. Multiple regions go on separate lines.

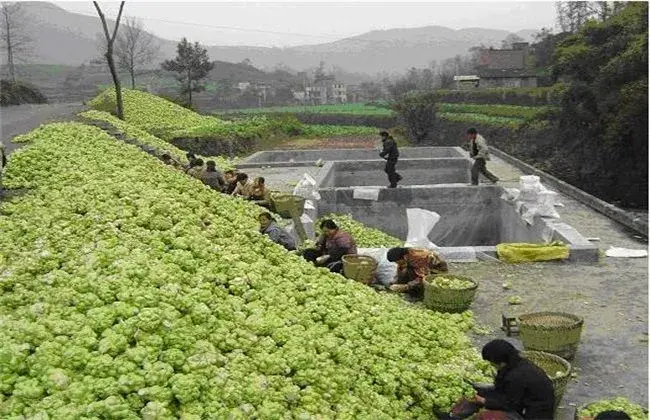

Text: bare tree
xmin=0 ymin=2 xmax=32 ymax=82
xmin=115 ymin=16 xmax=159 ymax=89
xmin=556 ymin=1 xmax=594 ymax=33
xmin=501 ymin=34 xmax=525 ymax=49
xmin=93 ymin=1 xmax=125 ymax=120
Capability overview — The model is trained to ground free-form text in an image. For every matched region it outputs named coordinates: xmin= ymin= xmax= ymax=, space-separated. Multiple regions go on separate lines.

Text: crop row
xmin=216 ymin=102 xmax=550 ymax=120
xmin=438 ymin=103 xmax=554 ymax=120
xmin=89 ymin=90 xmax=379 ymax=143
xmin=0 ymin=122 xmax=491 ymax=418
xmin=218 ymin=103 xmax=393 ymax=116
xmin=438 ymin=112 xmax=524 ymax=129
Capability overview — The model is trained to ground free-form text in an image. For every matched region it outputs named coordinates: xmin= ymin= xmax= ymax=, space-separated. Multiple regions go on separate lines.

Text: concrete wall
xmin=320 ymin=158 xmax=471 ymax=188
xmin=318 ymin=185 xmax=515 ymax=246
xmin=245 ymin=147 xmax=465 ymax=163
xmin=316 ymin=184 xmax=597 ymax=260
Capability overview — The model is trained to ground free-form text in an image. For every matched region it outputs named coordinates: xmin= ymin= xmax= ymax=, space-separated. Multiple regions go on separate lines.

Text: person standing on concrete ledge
xmin=379 ymin=131 xmax=403 ymax=188
xmin=467 ymin=127 xmax=499 ymax=185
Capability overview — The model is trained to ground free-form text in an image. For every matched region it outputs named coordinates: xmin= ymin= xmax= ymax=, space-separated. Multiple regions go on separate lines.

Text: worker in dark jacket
xmin=474 ymin=339 xmax=555 ymax=420
xmin=202 ymin=160 xmax=226 ymax=192
xmin=379 ymin=131 xmax=402 ymax=188
xmin=259 ymin=212 xmax=296 ymax=251
xmin=302 ymin=219 xmax=357 ymax=273
xmin=0 ymin=140 xmax=7 ymax=171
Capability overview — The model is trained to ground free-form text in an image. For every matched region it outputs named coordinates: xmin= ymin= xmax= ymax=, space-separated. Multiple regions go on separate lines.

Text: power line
xmin=70 ymin=9 xmax=376 ymax=44
xmin=138 ymin=16 xmax=353 ymax=42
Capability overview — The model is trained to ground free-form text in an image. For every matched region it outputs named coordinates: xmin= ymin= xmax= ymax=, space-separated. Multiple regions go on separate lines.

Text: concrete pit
xmin=319 ymin=158 xmax=470 ymax=187
xmin=241 ymin=147 xmax=599 ymax=262
xmin=245 ymin=146 xmax=464 ymax=164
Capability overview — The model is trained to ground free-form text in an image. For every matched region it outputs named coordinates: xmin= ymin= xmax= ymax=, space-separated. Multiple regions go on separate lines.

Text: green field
xmin=217 ymin=102 xmax=553 ymax=129
xmin=218 ymin=103 xmax=393 ymax=116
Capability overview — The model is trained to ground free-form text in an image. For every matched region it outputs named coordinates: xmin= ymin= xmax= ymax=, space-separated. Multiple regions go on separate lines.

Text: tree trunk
xmin=4 ymin=11 xmax=15 ymax=83
xmin=7 ymin=39 xmax=15 ymax=83
xmin=130 ymin=56 xmax=135 ymax=89
xmin=106 ymin=46 xmax=124 ymax=119
xmin=93 ymin=1 xmax=125 ymax=120
xmin=187 ymin=70 xmax=192 ymax=107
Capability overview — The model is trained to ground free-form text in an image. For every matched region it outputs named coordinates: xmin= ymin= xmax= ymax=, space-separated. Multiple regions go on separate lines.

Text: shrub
xmin=390 ymin=91 xmax=437 ymax=143
xmin=0 ymin=80 xmax=47 ymax=106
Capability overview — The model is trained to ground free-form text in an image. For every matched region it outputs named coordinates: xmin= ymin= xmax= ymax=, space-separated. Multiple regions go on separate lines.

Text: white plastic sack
xmin=520 ymin=175 xmax=541 ymax=189
xmin=605 ymin=247 xmax=648 ymax=258
xmin=357 ymin=248 xmax=397 ymax=286
xmin=537 ymin=190 xmax=560 ymax=218
xmin=353 ymin=188 xmax=381 ymax=201
xmin=519 ymin=175 xmax=542 ymax=202
xmin=405 ymin=208 xmax=439 ymax=249
xmin=293 ymin=173 xmax=321 ymax=201
xmin=302 ymin=199 xmax=317 ymax=221
xmin=285 ymin=214 xmax=314 ymax=242
xmin=500 ymin=188 xmax=520 ymax=203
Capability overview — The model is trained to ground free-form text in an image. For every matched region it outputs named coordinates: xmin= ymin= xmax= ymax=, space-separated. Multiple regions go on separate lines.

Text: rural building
xmin=453 ymin=75 xmax=480 ymax=90
xmin=476 ymin=68 xmax=538 ymax=88
xmin=454 ymin=42 xmax=537 ymax=89
xmin=297 ymin=78 xmax=348 ymax=104
xmin=237 ymin=82 xmax=251 ymax=91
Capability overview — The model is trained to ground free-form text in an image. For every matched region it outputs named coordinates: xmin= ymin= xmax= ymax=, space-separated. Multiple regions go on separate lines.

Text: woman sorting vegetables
xmin=439 ymin=339 xmax=555 ymax=420
xmin=385 ymin=247 xmax=448 ymax=298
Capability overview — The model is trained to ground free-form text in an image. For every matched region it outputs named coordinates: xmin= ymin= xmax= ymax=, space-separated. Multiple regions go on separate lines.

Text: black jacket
xmin=379 ymin=137 xmax=399 ymax=160
xmin=483 ymin=358 xmax=555 ymax=419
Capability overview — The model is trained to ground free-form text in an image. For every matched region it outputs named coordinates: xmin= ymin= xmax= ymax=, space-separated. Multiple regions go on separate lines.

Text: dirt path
xmin=0 ymin=103 xmax=86 ymax=154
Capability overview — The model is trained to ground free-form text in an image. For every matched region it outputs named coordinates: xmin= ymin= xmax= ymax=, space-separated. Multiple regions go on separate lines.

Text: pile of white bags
xmin=518 ymin=175 xmax=542 ymax=202
xmin=501 ymin=176 xmax=562 ymax=222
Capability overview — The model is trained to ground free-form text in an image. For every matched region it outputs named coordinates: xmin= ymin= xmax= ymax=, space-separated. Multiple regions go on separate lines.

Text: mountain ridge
xmin=9 ymin=2 xmax=539 ymax=75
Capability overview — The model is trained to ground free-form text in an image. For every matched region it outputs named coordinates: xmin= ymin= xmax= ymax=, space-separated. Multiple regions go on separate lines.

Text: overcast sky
xmin=57 ymin=1 xmax=558 ymax=48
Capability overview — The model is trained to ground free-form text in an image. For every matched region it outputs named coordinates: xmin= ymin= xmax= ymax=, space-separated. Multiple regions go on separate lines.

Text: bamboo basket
xmin=342 ymin=255 xmax=378 ymax=285
xmin=270 ymin=193 xmax=306 ymax=219
xmin=521 ymin=350 xmax=572 ymax=410
xmin=574 ymin=401 xmax=648 ymax=420
xmin=518 ymin=312 xmax=584 ymax=360
xmin=423 ymin=275 xmax=478 ymax=313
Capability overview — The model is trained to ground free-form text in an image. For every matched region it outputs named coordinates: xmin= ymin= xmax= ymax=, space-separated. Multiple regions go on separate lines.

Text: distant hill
xmin=2 ymin=60 xmax=303 ymax=104
xmin=7 ymin=2 xmax=539 ymax=77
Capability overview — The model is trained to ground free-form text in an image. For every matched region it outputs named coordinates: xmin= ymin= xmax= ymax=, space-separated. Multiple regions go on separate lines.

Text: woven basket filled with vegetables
xmin=521 ymin=350 xmax=571 ymax=410
xmin=342 ymin=255 xmax=378 ymax=285
xmin=574 ymin=397 xmax=648 ymax=420
xmin=423 ymin=275 xmax=478 ymax=313
xmin=270 ymin=193 xmax=305 ymax=219
xmin=518 ymin=312 xmax=584 ymax=360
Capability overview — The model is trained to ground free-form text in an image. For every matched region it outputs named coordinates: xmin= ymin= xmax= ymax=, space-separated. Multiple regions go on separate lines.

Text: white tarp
xmin=353 ymin=188 xmax=381 ymax=201
xmin=605 ymin=247 xmax=648 ymax=258
xmin=405 ymin=208 xmax=439 ymax=249
xmin=356 ymin=248 xmax=397 ymax=285
xmin=293 ymin=173 xmax=321 ymax=201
